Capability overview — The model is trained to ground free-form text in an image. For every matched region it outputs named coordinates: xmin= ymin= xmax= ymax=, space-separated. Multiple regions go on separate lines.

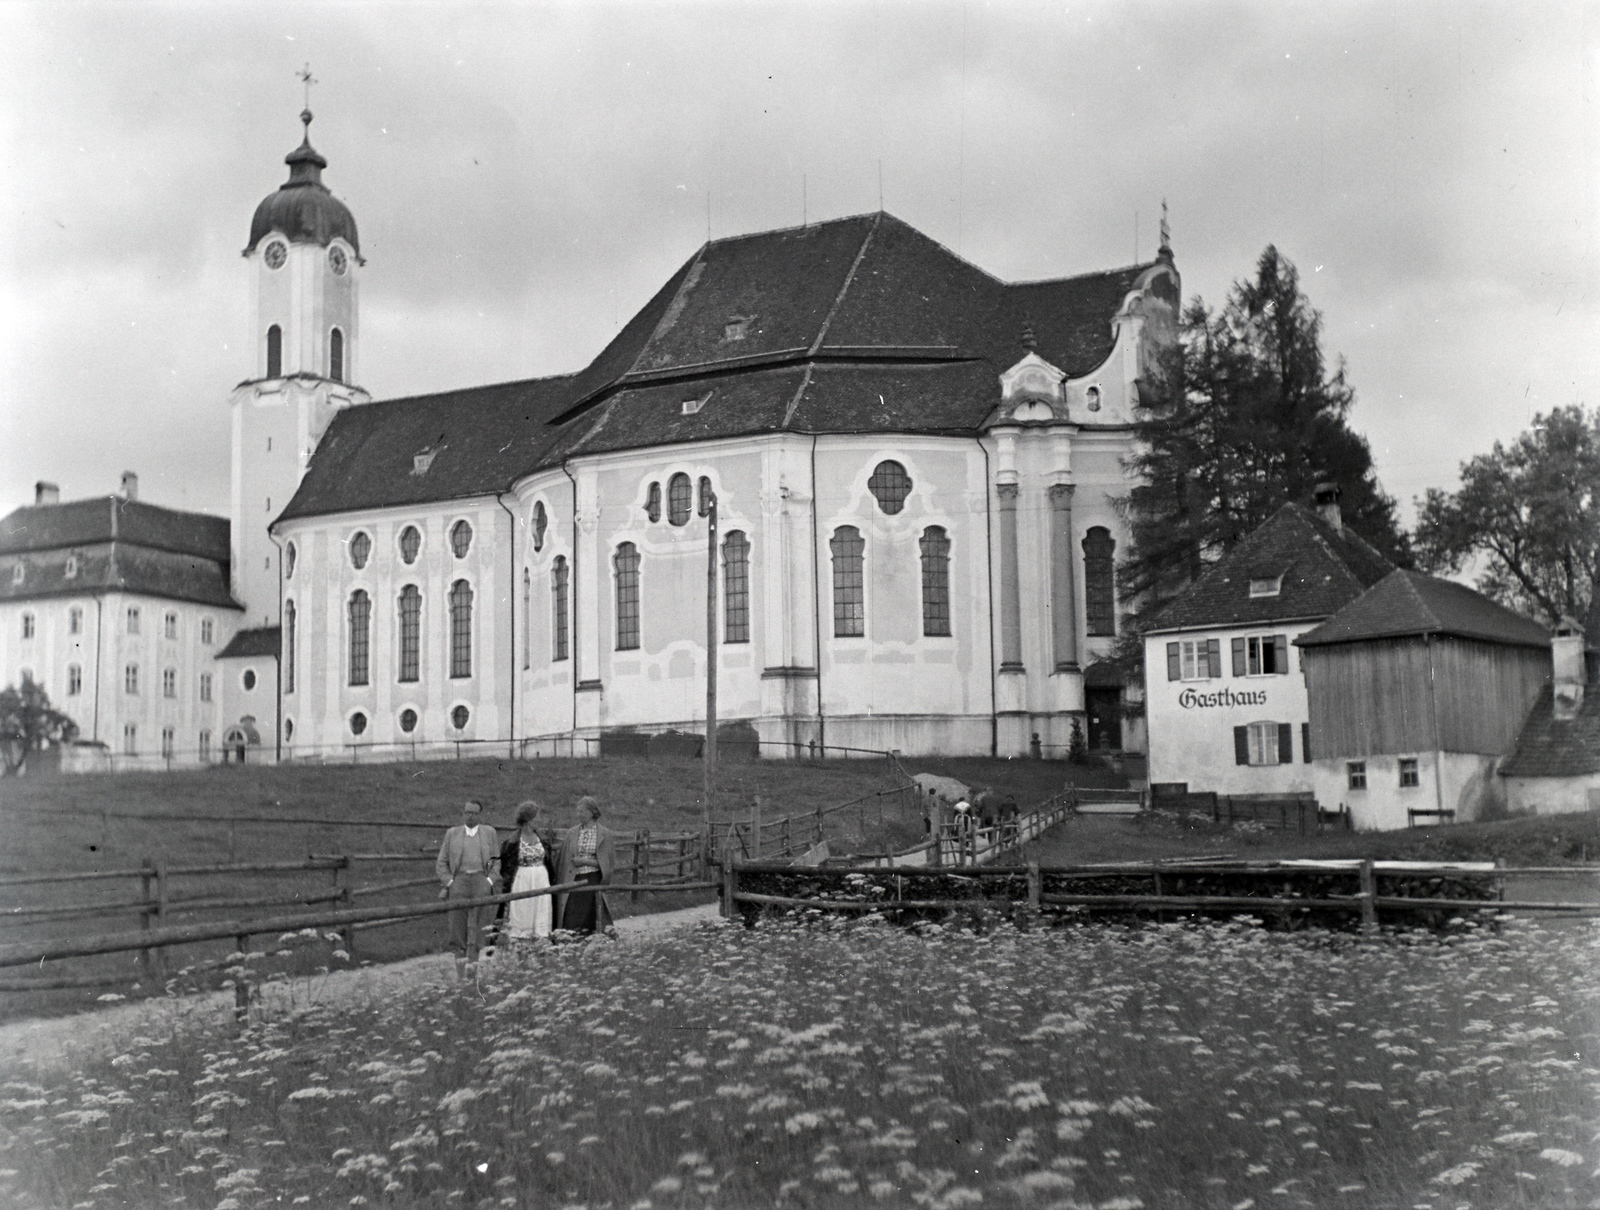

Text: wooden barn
xmin=1295 ymin=569 xmax=1550 ymax=829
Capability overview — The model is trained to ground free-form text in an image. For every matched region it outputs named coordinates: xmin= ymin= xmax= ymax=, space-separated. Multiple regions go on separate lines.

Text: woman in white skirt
xmin=501 ymin=801 xmax=553 ymax=942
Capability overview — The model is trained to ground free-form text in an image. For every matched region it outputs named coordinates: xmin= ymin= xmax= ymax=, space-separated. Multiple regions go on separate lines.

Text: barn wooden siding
xmin=1304 ymin=636 xmax=1549 ymax=760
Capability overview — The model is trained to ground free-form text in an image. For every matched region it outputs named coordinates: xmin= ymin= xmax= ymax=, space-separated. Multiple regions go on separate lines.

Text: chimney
xmin=1313 ymin=481 xmax=1342 ymax=533
xmin=119 ymin=471 xmax=138 ymax=502
xmin=34 ymin=481 xmax=59 ymax=506
xmin=1552 ymin=616 xmax=1587 ymax=721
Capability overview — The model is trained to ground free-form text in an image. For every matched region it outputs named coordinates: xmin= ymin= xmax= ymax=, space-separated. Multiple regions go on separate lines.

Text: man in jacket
xmin=436 ymin=799 xmax=499 ymax=981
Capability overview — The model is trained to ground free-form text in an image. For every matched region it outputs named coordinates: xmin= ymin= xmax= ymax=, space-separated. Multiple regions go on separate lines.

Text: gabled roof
xmin=1297 ymin=570 xmax=1551 ymax=649
xmin=218 ymin=626 xmax=281 ymax=659
xmin=0 ymin=497 xmax=238 ymax=609
xmin=1499 ymin=682 xmax=1600 ymax=778
xmin=1144 ymin=503 xmax=1394 ymax=634
xmin=279 ymin=211 xmax=1174 ymax=523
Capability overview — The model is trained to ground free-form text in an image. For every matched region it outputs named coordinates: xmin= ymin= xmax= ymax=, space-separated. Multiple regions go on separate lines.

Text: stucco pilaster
xmin=1049 ymin=482 xmax=1079 ymax=670
xmin=996 ymin=481 xmax=1023 ymax=671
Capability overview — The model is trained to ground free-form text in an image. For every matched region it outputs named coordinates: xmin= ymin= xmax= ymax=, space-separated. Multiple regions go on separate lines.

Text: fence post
xmin=139 ymin=860 xmax=156 ymax=977
xmin=234 ymin=932 xmax=252 ymax=1019
xmin=633 ymin=831 xmax=649 ymax=902
xmin=752 ymin=797 xmax=762 ymax=862
xmin=782 ymin=816 xmax=791 ymax=857
xmin=720 ymin=855 xmax=738 ymax=920
xmin=1027 ymin=861 xmax=1041 ymax=915
xmin=334 ymin=855 xmax=356 ymax=960
xmin=815 ymin=806 xmax=824 ymax=846
xmin=1359 ymin=859 xmax=1377 ymax=931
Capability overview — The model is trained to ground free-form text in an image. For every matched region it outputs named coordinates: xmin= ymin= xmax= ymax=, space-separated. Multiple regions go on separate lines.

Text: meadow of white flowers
xmin=1 ymin=914 xmax=1596 ymax=1208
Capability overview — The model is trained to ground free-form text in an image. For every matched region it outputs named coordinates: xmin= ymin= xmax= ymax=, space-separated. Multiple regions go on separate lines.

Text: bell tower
xmin=229 ymin=97 xmax=369 ymax=627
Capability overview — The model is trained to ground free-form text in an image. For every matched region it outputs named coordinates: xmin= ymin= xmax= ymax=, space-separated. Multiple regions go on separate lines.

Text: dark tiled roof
xmin=1145 ymin=503 xmax=1395 ymax=634
xmin=277 ymin=375 xmax=579 ymax=522
xmin=1499 ymin=685 xmax=1600 ymax=778
xmin=217 ymin=626 xmax=281 ymax=659
xmin=1297 ymin=570 xmax=1551 ymax=649
xmin=280 ymin=212 xmax=1171 ymax=521
xmin=246 ymin=134 xmax=360 ymax=255
xmin=0 ymin=498 xmax=237 ymax=609
xmin=0 ymin=498 xmax=229 ymax=560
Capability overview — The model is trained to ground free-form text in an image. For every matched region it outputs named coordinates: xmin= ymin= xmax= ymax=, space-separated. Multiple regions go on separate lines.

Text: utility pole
xmin=703 ymin=485 xmax=719 ymax=850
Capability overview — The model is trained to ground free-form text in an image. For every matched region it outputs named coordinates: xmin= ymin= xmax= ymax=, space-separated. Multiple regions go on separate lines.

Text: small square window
xmin=200 ymin=618 xmax=214 ymax=645
xmin=1347 ymin=761 xmax=1366 ymax=790
xmin=127 ymin=607 xmax=141 ymax=635
xmin=164 ymin=613 xmax=178 ymax=640
xmin=64 ymin=555 xmax=78 ymax=579
xmin=1399 ymin=757 xmax=1420 ymax=788
xmin=1248 ymin=575 xmax=1283 ymax=598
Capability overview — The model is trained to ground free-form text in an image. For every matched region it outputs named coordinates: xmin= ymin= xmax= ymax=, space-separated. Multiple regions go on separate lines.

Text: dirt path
xmin=0 ymin=902 xmax=724 ymax=1076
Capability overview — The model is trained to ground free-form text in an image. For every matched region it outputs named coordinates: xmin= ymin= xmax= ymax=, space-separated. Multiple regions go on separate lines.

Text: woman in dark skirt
xmin=554 ymin=796 xmax=615 ymax=934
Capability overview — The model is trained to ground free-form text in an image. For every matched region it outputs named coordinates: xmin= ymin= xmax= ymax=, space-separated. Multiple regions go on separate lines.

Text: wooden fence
xmin=719 ymin=784 xmax=919 ymax=862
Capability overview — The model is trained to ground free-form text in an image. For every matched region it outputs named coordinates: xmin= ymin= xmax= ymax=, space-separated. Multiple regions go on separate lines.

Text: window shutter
xmin=1232 ymin=637 xmax=1246 ymax=676
xmin=1301 ymin=722 xmax=1311 ymax=763
xmin=1166 ymin=642 xmax=1180 ymax=681
xmin=1234 ymin=725 xmax=1249 ymax=766
xmin=1277 ymin=722 xmax=1294 ymax=764
xmin=1274 ymin=635 xmax=1289 ymax=675
xmin=1206 ymin=638 xmax=1221 ymax=678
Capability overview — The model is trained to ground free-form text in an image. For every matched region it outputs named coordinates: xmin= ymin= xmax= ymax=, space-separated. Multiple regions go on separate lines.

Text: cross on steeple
xmin=297 ymin=63 xmax=317 ymax=128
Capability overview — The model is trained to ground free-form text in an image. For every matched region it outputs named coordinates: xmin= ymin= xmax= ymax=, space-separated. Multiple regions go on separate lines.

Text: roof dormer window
xmin=682 ymin=394 xmax=709 ymax=415
xmin=413 ymin=449 xmax=440 ymax=475
xmin=1249 ymin=575 xmax=1285 ymax=599
xmin=723 ymin=317 xmax=749 ymax=342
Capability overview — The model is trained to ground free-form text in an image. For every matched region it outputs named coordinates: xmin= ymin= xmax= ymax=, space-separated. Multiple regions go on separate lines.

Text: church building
xmin=2 ymin=112 xmax=1183 ymax=766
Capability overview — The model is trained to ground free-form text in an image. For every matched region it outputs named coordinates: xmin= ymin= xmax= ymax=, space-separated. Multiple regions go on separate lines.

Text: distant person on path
xmin=500 ymin=800 xmax=554 ymax=944
xmin=555 ymin=796 xmax=615 ymax=936
xmin=436 ymin=799 xmax=499 ymax=982
xmin=999 ymin=794 xmax=1020 ymax=847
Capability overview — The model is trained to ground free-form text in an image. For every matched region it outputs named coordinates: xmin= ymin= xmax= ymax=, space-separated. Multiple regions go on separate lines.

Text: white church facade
xmin=1 ymin=113 xmax=1183 ymax=766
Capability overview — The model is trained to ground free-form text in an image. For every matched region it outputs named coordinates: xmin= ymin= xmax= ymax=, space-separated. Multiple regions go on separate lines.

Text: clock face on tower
xmin=264 ymin=241 xmax=287 ymax=270
xmin=328 ymin=246 xmax=348 ymax=275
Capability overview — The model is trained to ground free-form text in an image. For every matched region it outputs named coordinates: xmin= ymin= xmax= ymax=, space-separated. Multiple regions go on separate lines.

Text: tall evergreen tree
xmin=1119 ymin=246 xmax=1408 ymax=640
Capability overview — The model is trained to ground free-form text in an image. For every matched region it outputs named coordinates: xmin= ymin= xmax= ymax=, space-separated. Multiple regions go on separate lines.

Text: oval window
xmin=450 ymin=704 xmax=470 ymax=730
xmin=350 ymin=712 xmax=368 ymax=736
xmin=645 ymin=482 xmax=662 ymax=523
xmin=283 ymin=718 xmax=295 ymax=742
xmin=286 ymin=543 xmax=296 ymax=579
xmin=667 ymin=474 xmax=692 ymax=526
xmin=349 ymin=532 xmax=371 ymax=570
xmin=532 ymin=502 xmax=548 ymax=552
xmin=868 ymin=461 xmax=913 ymax=515
xmin=399 ymin=708 xmax=418 ymax=733
xmin=450 ymin=520 xmax=473 ymax=558
xmin=399 ymin=526 xmax=421 ymax=565
xmin=242 ymin=669 xmax=257 ymax=691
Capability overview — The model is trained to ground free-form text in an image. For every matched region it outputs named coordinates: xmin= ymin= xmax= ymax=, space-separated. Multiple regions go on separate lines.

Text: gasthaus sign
xmin=1177 ymin=687 xmax=1269 ymax=709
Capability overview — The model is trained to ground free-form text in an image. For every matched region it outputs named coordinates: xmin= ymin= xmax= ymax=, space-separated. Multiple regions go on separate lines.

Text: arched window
xmin=920 ymin=526 xmax=952 ymax=637
xmin=868 ymin=460 xmax=913 ymax=514
xmin=698 ymin=476 xmax=714 ymax=517
xmin=199 ymin=672 xmax=212 ymax=702
xmin=1083 ymin=526 xmax=1116 ymax=637
xmin=161 ymin=727 xmax=175 ymax=759
xmin=349 ymin=532 xmax=371 ymax=570
xmin=552 ymin=556 xmax=570 ymax=661
xmin=830 ymin=526 xmax=865 ymax=637
xmin=451 ymin=520 xmax=473 ymax=558
xmin=723 ymin=530 xmax=750 ymax=643
xmin=645 ymin=482 xmax=662 ymax=523
xmin=124 ymin=663 xmax=139 ymax=695
xmin=67 ymin=664 xmax=81 ymax=696
xmin=522 ymin=567 xmax=531 ymax=670
xmin=532 ymin=501 xmax=548 ymax=551
xmin=286 ymin=542 xmax=297 ymax=579
xmin=329 ymin=327 xmax=344 ymax=382
xmin=667 ymin=474 xmax=692 ymax=526
xmin=449 ymin=580 xmax=473 ymax=678
xmin=163 ymin=667 xmax=176 ymax=698
xmin=283 ymin=600 xmax=296 ymax=694
xmin=397 ymin=585 xmax=421 ymax=682
xmin=614 ymin=543 xmax=641 ymax=650
xmin=200 ymin=617 xmax=213 ymax=645
xmin=266 ymin=324 xmax=282 ymax=378
xmin=399 ymin=526 xmax=421 ymax=564
xmin=164 ymin=612 xmax=178 ymax=640
xmin=126 ymin=606 xmax=140 ymax=635
xmin=348 ymin=589 xmax=371 ymax=686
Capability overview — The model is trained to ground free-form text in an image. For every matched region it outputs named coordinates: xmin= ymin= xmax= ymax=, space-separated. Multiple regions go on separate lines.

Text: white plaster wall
xmin=1505 ymin=773 xmax=1600 ymax=815
xmin=1143 ymin=623 xmax=1317 ymax=794
xmin=1312 ymin=751 xmax=1500 ymax=830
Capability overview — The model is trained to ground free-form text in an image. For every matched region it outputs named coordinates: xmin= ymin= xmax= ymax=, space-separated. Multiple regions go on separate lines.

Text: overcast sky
xmin=2 ymin=2 xmax=1596 ymax=527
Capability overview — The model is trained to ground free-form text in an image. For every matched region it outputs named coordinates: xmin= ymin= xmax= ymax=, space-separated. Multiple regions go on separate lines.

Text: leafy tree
xmin=1414 ymin=405 xmax=1600 ymax=626
xmin=0 ymin=674 xmax=78 ymax=775
xmin=1067 ymin=717 xmax=1088 ymax=766
xmin=1119 ymin=246 xmax=1408 ymax=641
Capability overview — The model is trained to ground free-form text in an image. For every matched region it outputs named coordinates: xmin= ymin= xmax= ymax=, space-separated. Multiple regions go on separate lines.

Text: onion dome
xmin=245 ymin=109 xmax=360 ymax=256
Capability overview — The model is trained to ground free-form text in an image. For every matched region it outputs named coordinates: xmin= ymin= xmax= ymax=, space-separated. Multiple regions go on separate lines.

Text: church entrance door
xmin=1085 ymin=688 xmax=1122 ymax=751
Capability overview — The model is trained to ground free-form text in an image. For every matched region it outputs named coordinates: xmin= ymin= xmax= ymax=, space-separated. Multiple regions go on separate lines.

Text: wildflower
xmin=1429 ymin=1162 xmax=1481 ymax=1186
xmin=1539 ymin=1148 xmax=1583 ymax=1167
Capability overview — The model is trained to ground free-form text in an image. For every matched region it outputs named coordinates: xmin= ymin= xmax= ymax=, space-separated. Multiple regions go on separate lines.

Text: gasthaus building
xmin=0 ymin=112 xmax=1186 ymax=766
xmin=1141 ymin=487 xmax=1395 ymax=798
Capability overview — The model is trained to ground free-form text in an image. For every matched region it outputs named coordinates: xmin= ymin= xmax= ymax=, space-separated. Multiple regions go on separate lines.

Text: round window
xmin=450 ymin=520 xmax=473 ymax=558
xmin=264 ymin=240 xmax=287 ymax=270
xmin=450 ymin=704 xmax=470 ymax=731
xmin=349 ymin=532 xmax=372 ymax=570
xmin=350 ymin=712 xmax=368 ymax=736
xmin=242 ymin=669 xmax=257 ymax=691
xmin=399 ymin=708 xmax=418 ymax=733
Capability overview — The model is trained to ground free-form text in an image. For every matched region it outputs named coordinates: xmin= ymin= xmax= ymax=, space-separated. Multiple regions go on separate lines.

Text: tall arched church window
xmin=552 ymin=556 xmax=570 ymax=661
xmin=868 ymin=461 xmax=913 ymax=515
xmin=266 ymin=324 xmax=282 ymax=379
xmin=614 ymin=543 xmax=641 ymax=649
xmin=329 ymin=327 xmax=344 ymax=383
xmin=450 ymin=520 xmax=473 ymax=558
xmin=667 ymin=474 xmax=692 ymax=526
xmin=645 ymin=482 xmax=662 ymax=523
xmin=348 ymin=590 xmax=371 ymax=686
xmin=398 ymin=585 xmax=421 ymax=682
xmin=723 ymin=530 xmax=750 ymax=643
xmin=920 ymin=526 xmax=952 ymax=637
xmin=399 ymin=526 xmax=421 ymax=564
xmin=449 ymin=580 xmax=474 ymax=678
xmin=283 ymin=600 xmax=296 ymax=695
xmin=1082 ymin=526 xmax=1117 ymax=636
xmin=532 ymin=502 xmax=548 ymax=551
xmin=830 ymin=526 xmax=865 ymax=637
